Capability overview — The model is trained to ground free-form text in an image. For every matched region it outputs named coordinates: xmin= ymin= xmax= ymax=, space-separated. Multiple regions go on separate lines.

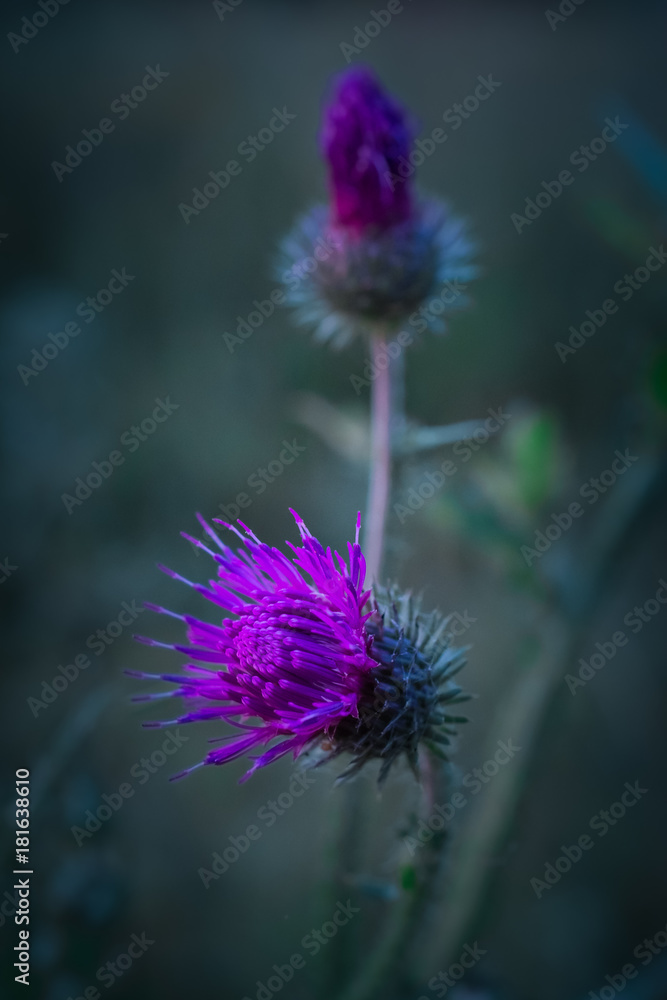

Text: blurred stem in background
xmin=415 ymin=453 xmax=666 ymax=985
xmin=363 ymin=331 xmax=393 ymax=585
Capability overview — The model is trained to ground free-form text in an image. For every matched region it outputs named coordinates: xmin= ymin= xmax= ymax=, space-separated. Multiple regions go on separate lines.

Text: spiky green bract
xmin=278 ymin=201 xmax=475 ymax=347
xmin=325 ymin=585 xmax=470 ymax=784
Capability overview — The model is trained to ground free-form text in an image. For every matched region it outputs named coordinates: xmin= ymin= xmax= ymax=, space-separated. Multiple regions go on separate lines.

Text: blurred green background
xmin=2 ymin=2 xmax=667 ymax=998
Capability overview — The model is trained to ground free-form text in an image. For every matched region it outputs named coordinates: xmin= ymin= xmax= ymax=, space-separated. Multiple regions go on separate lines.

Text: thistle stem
xmin=334 ymin=331 xmax=456 ymax=1000
xmin=333 ymin=753 xmax=452 ymax=1000
xmin=330 ymin=329 xmax=395 ymax=993
xmin=328 ymin=777 xmax=367 ymax=993
xmin=364 ymin=332 xmax=393 ymax=585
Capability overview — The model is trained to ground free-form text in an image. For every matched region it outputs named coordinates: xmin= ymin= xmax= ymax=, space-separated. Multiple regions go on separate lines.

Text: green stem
xmin=327 ymin=777 xmax=368 ymax=992
xmin=333 ymin=754 xmax=452 ymax=1000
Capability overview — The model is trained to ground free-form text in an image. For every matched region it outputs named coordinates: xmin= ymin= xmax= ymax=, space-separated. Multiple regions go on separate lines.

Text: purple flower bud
xmin=321 ymin=67 xmax=414 ymax=234
xmin=280 ymin=67 xmax=476 ymax=346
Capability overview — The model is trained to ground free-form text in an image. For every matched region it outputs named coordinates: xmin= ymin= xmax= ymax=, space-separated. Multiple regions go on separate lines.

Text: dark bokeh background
xmin=2 ymin=2 xmax=667 ymax=998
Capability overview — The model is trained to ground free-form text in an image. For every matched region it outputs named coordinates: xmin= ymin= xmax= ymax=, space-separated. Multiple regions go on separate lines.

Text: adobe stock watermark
xmin=241 ymin=900 xmax=359 ymax=1000
xmin=223 ymin=289 xmax=285 ymax=353
xmin=385 ymin=77 xmax=501 ymax=190
xmin=71 ymin=730 xmax=189 ymax=846
xmin=178 ymin=107 xmax=296 ymax=224
xmin=226 ymin=232 xmax=343 ymax=354
xmin=51 ymin=68 xmax=170 ymax=182
xmin=61 ymin=396 xmax=180 ymax=514
xmin=187 ymin=439 xmax=306 ymax=558
xmin=587 ymin=920 xmax=667 ymax=1000
xmin=8 ymin=0 xmax=71 ymax=54
xmin=27 ymin=600 xmax=144 ymax=717
xmin=0 ymin=557 xmax=18 ymax=583
xmin=17 ymin=267 xmax=135 ymax=385
xmin=282 ymin=230 xmax=343 ymax=290
xmin=555 ymin=245 xmax=667 ymax=362
xmin=565 ymin=578 xmax=667 ymax=695
xmin=64 ymin=932 xmax=154 ymax=999
xmin=213 ymin=0 xmax=243 ymax=20
xmin=220 ymin=438 xmax=306 ymax=508
xmin=350 ymin=328 xmax=414 ymax=395
xmin=339 ymin=1 xmax=411 ymax=63
xmin=350 ymin=278 xmax=467 ymax=396
xmin=520 ymin=448 xmax=638 ymax=566
xmin=198 ymin=770 xmax=316 ymax=888
xmin=408 ymin=279 xmax=468 ymax=332
xmin=394 ymin=406 xmax=511 ymax=523
xmin=529 ymin=780 xmax=647 ymax=898
xmin=418 ymin=942 xmax=487 ymax=1000
xmin=404 ymin=739 xmax=521 ymax=855
xmin=511 ymin=117 xmax=628 ymax=234
xmin=545 ymin=0 xmax=586 ymax=31
xmin=0 ymin=888 xmax=21 ymax=931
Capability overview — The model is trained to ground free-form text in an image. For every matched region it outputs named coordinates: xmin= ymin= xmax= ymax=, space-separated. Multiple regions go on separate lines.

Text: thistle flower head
xmin=321 ymin=65 xmax=415 ymax=234
xmin=131 ymin=512 xmax=468 ymax=784
xmin=279 ymin=66 xmax=476 ymax=346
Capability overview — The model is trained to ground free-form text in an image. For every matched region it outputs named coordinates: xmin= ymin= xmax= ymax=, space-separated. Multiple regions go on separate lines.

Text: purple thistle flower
xmin=279 ymin=66 xmax=476 ymax=346
xmin=131 ymin=511 xmax=468 ymax=784
xmin=321 ymin=66 xmax=415 ymax=234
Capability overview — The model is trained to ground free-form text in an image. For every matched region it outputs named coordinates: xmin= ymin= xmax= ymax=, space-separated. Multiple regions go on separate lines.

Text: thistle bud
xmin=321 ymin=65 xmax=414 ymax=234
xmin=279 ymin=66 xmax=476 ymax=346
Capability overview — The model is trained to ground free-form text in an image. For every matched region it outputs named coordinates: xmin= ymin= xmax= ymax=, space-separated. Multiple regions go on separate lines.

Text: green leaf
xmin=648 ymin=349 xmax=667 ymax=411
xmin=510 ymin=412 xmax=561 ymax=511
xmin=400 ymin=865 xmax=417 ymax=892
